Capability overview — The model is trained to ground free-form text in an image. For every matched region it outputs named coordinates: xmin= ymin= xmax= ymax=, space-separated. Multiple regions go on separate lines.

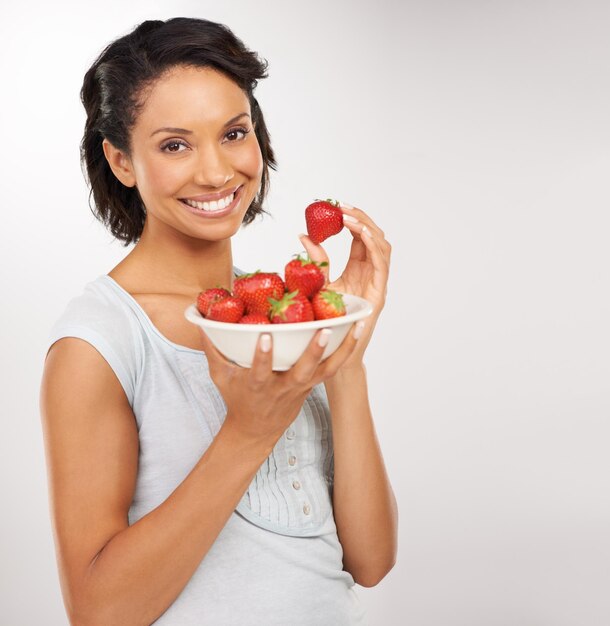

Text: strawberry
xmin=284 ymin=254 xmax=327 ymax=299
xmin=269 ymin=291 xmax=315 ymax=323
xmin=311 ymin=289 xmax=346 ymax=320
xmin=207 ymin=295 xmax=245 ymax=323
xmin=233 ymin=271 xmax=286 ymax=315
xmin=239 ymin=313 xmax=271 ymax=324
xmin=305 ymin=198 xmax=344 ymax=244
xmin=197 ymin=287 xmax=231 ymax=317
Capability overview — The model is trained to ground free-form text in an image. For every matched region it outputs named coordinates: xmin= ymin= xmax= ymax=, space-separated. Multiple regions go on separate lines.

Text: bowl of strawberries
xmin=184 ymin=252 xmax=373 ymax=371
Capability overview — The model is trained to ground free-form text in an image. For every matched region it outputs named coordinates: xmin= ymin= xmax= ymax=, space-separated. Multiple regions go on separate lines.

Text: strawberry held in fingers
xmin=284 ymin=254 xmax=327 ymax=299
xmin=311 ymin=289 xmax=347 ymax=320
xmin=207 ymin=295 xmax=246 ymax=323
xmin=233 ymin=271 xmax=286 ymax=315
xmin=305 ymin=198 xmax=344 ymax=244
xmin=269 ymin=291 xmax=315 ymax=324
xmin=197 ymin=287 xmax=231 ymax=317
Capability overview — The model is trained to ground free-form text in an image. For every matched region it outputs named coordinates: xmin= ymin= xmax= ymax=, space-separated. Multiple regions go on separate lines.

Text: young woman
xmin=40 ymin=17 xmax=397 ymax=625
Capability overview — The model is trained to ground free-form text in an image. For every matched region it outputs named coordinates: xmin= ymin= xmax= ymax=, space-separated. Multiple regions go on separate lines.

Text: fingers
xmin=342 ymin=214 xmax=389 ymax=267
xmin=298 ymin=233 xmax=330 ymax=284
xmin=289 ymin=327 xmax=333 ymax=384
xmin=339 ymin=201 xmax=385 ymax=240
xmin=339 ymin=200 xmax=391 ymax=280
xmin=356 ymin=223 xmax=390 ymax=294
xmin=249 ymin=333 xmax=273 ymax=385
xmin=314 ymin=320 xmax=366 ymax=381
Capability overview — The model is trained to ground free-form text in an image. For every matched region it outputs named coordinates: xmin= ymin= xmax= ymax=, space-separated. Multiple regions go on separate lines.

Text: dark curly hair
xmin=80 ymin=17 xmax=277 ymax=246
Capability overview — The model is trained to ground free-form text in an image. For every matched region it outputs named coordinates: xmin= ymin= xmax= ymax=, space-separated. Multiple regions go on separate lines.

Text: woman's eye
xmin=161 ymin=140 xmax=188 ymax=153
xmin=225 ymin=127 xmax=250 ymax=142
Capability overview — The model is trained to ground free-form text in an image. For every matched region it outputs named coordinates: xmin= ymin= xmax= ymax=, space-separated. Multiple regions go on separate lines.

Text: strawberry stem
xmin=313 ymin=197 xmax=339 ymax=207
xmin=291 ymin=252 xmax=329 ymax=268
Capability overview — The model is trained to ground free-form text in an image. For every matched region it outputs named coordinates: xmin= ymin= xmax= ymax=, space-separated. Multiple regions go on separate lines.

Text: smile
xmin=179 ymin=185 xmax=243 ymax=217
xmin=182 ymin=192 xmax=235 ymax=212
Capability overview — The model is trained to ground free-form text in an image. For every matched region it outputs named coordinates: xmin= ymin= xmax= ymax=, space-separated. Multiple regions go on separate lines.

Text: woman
xmin=40 ymin=17 xmax=397 ymax=625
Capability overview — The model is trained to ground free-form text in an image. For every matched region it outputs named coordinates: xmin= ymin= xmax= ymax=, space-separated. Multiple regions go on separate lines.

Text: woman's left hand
xmin=299 ymin=201 xmax=391 ymax=370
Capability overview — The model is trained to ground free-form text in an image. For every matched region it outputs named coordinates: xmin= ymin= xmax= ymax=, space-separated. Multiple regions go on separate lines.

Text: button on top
xmin=303 ymin=503 xmax=311 ymax=515
xmin=288 ymin=455 xmax=297 ymax=466
xmin=292 ymin=480 xmax=301 ymax=490
xmin=286 ymin=429 xmax=296 ymax=440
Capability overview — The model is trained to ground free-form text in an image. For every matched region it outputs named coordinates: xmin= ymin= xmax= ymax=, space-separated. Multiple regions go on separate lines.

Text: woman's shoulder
xmin=49 ymin=275 xmax=140 ymax=338
xmin=45 ymin=275 xmax=144 ymax=406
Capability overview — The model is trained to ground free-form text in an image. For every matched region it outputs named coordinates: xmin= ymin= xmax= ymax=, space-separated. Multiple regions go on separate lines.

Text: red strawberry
xmin=311 ymin=289 xmax=346 ymax=320
xmin=305 ymin=198 xmax=344 ymax=244
xmin=233 ymin=271 xmax=286 ymax=315
xmin=207 ymin=295 xmax=245 ymax=323
xmin=197 ymin=287 xmax=231 ymax=317
xmin=284 ymin=254 xmax=327 ymax=299
xmin=238 ymin=313 xmax=271 ymax=325
xmin=269 ymin=291 xmax=315 ymax=323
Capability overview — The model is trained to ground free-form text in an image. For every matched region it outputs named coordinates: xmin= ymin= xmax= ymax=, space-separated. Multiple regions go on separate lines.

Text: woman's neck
xmin=109 ymin=221 xmax=236 ymax=296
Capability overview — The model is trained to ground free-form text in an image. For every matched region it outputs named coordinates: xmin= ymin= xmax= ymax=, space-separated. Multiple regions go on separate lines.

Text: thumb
xmin=298 ymin=233 xmax=330 ymax=284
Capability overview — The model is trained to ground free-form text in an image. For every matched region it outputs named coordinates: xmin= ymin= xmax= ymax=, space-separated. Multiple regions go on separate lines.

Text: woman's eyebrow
xmin=223 ymin=112 xmax=250 ymax=127
xmin=150 ymin=112 xmax=251 ymax=138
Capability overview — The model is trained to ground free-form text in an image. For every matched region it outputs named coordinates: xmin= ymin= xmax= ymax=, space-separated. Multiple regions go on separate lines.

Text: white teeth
xmin=183 ymin=192 xmax=235 ymax=211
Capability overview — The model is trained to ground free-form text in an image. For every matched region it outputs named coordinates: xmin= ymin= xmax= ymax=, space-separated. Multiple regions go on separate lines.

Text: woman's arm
xmin=40 ymin=338 xmax=275 ymax=626
xmin=324 ymin=364 xmax=398 ymax=587
xmin=300 ymin=200 xmax=397 ymax=586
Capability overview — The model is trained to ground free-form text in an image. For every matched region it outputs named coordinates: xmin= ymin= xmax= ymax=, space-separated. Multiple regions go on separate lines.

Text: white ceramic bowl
xmin=184 ymin=293 xmax=373 ymax=371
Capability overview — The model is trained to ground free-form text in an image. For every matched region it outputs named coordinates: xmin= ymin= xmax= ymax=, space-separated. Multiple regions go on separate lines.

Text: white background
xmin=1 ymin=1 xmax=609 ymax=624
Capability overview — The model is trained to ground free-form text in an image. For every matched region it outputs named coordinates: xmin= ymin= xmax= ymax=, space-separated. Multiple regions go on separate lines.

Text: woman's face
xmin=116 ymin=65 xmax=264 ymax=242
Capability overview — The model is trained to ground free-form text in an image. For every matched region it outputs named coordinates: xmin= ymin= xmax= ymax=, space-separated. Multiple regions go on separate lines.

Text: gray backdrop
xmin=1 ymin=1 xmax=609 ymax=624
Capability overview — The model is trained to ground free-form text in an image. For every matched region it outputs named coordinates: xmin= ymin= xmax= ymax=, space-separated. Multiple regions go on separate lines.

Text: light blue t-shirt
xmin=47 ymin=273 xmax=367 ymax=625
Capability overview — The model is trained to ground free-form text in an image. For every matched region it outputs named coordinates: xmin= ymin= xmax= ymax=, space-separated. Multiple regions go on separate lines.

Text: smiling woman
xmin=39 ymin=16 xmax=396 ymax=626
xmin=80 ymin=19 xmax=276 ymax=245
xmin=101 ymin=66 xmax=263 ymax=241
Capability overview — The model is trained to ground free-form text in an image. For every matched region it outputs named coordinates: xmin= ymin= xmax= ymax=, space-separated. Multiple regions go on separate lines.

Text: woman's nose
xmin=193 ymin=143 xmax=234 ymax=188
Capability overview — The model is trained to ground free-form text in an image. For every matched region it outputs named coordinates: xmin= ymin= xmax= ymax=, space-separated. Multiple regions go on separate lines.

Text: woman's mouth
xmin=179 ymin=185 xmax=243 ymax=217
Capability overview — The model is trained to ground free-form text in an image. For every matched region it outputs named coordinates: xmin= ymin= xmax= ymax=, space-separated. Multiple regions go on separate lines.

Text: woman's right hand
xmin=198 ymin=324 xmax=363 ymax=446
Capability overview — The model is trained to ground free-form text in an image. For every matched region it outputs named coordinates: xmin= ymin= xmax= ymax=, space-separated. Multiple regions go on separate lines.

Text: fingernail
xmin=362 ymin=225 xmax=373 ymax=238
xmin=260 ymin=334 xmax=271 ymax=353
xmin=318 ymin=328 xmax=332 ymax=347
xmin=343 ymin=214 xmax=359 ymax=223
xmin=298 ymin=232 xmax=308 ymax=239
xmin=353 ymin=321 xmax=365 ymax=340
xmin=340 ymin=201 xmax=355 ymax=210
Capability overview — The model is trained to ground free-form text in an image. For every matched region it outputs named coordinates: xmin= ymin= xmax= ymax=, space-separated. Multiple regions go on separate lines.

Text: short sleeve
xmin=46 ymin=279 xmax=142 ymax=407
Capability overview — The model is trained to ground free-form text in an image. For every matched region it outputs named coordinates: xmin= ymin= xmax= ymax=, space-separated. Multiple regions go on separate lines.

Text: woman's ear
xmin=102 ymin=139 xmax=137 ymax=188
